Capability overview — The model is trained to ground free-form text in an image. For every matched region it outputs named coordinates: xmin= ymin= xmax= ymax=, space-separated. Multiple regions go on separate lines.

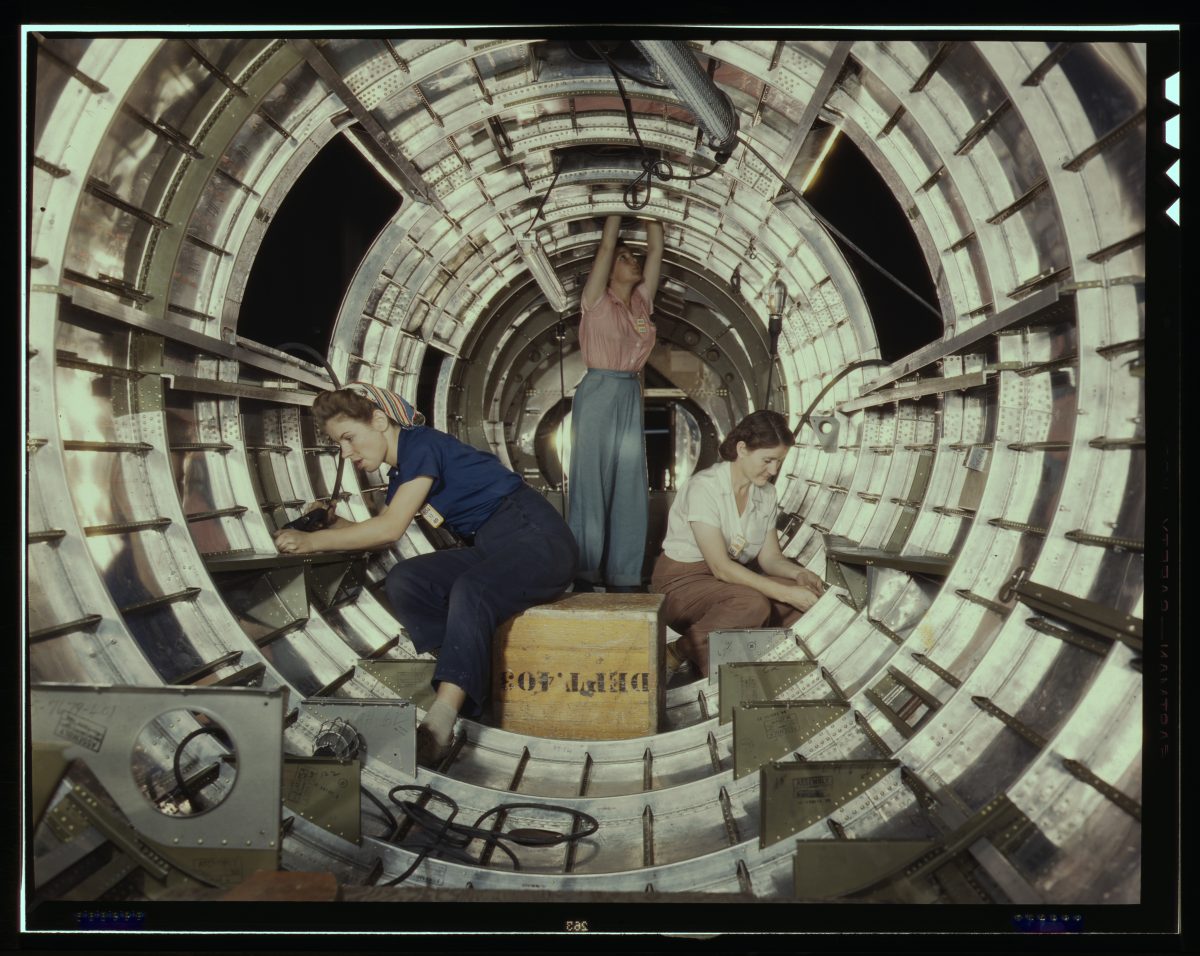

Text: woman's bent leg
xmin=384 ymin=548 xmax=481 ymax=653
xmin=436 ymin=487 xmax=578 ymax=716
xmin=651 ymin=555 xmax=772 ymax=677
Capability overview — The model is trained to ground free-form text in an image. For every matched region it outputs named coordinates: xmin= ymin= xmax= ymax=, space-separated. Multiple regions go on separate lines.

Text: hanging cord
xmin=586 ymin=42 xmax=671 ymax=89
xmin=762 ymin=335 xmax=780 ymax=410
xmin=377 ymin=784 xmax=600 ymax=885
xmin=523 ymin=158 xmax=565 ymax=236
xmin=589 ymin=42 xmax=721 ymax=211
xmin=790 ymin=359 xmax=888 ymax=441
xmin=276 ymin=341 xmax=344 ymax=389
xmin=556 ymin=313 xmax=568 ymax=514
xmin=735 ymin=135 xmax=943 ymax=322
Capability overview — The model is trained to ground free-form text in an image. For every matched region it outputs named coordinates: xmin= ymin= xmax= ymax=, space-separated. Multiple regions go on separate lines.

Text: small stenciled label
xmin=791 ymin=775 xmax=833 ymax=799
xmin=502 ymin=670 xmax=651 ymax=696
xmin=54 ymin=711 xmax=106 ymax=752
xmin=285 ymin=764 xmax=350 ymax=803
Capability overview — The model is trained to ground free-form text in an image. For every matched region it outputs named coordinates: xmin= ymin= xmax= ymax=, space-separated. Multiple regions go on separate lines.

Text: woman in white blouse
xmin=650 ymin=410 xmax=824 ymax=677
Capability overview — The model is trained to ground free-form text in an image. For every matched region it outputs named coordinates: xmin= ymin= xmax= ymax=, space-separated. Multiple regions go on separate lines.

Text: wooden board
xmin=492 ymin=593 xmax=665 ymax=740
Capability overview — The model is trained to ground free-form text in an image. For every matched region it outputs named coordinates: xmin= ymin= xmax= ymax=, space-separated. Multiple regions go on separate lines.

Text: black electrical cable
xmin=589 ymin=42 xmax=721 ymax=211
xmin=382 ymin=785 xmax=463 ymax=885
xmin=734 ymin=135 xmax=944 ymax=323
xmin=171 ymin=726 xmax=230 ymax=810
xmin=360 ymin=785 xmax=399 ymax=841
xmin=790 ymin=359 xmax=888 ymax=442
xmin=585 ymin=43 xmax=672 ymax=89
xmin=276 ymin=341 xmax=344 ymax=389
xmin=380 ymin=784 xmax=600 ymax=885
xmin=556 ymin=314 xmax=568 ymax=515
xmin=524 ymin=159 xmax=565 ymax=236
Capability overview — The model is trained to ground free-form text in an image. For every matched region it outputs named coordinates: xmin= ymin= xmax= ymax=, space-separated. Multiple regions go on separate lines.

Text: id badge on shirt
xmin=727 ymin=533 xmax=747 ymax=560
xmin=420 ymin=503 xmax=444 ymax=528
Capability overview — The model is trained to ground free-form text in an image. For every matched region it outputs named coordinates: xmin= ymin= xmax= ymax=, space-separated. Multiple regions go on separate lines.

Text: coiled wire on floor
xmin=361 ymin=784 xmax=600 ymax=885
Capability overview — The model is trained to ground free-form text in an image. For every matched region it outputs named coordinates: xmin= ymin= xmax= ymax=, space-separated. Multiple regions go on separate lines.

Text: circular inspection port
xmin=132 ymin=710 xmax=238 ymax=816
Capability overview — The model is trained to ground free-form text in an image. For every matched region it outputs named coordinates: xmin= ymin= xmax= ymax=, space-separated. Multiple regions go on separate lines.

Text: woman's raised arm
xmin=640 ymin=219 xmax=664 ymax=302
xmin=580 ymin=214 xmax=622 ymax=311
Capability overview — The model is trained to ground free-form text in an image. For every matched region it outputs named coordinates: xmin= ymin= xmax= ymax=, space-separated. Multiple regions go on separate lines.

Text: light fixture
xmin=764 ymin=279 xmax=787 ymax=409
xmin=516 ymin=235 xmax=570 ymax=313
xmin=767 ymin=279 xmax=788 ymax=316
xmin=633 ymin=40 xmax=740 ymax=163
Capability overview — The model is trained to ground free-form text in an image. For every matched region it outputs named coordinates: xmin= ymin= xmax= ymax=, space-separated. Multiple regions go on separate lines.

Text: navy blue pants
xmin=384 ymin=484 xmax=579 ymax=717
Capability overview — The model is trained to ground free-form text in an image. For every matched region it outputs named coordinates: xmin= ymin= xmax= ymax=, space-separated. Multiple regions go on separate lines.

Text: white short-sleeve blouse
xmin=661 ymin=461 xmax=778 ymax=565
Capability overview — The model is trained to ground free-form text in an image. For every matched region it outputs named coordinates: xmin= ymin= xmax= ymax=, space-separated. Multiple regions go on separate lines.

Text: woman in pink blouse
xmin=569 ymin=214 xmax=664 ymax=592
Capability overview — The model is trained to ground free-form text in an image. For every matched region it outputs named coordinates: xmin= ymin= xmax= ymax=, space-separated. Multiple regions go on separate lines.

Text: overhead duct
xmin=633 ymin=40 xmax=740 ymax=162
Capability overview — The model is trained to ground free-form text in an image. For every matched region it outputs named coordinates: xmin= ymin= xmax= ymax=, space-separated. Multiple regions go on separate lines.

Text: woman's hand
xmin=792 ymin=567 xmax=825 ymax=596
xmin=780 ymin=583 xmax=821 ymax=613
xmin=274 ymin=528 xmax=318 ymax=555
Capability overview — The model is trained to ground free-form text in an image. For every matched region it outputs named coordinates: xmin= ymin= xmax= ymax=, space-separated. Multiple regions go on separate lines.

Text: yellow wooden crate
xmin=491 ymin=593 xmax=665 ymax=740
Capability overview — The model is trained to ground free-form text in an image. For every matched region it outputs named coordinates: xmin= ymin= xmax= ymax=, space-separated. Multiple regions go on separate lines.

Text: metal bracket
xmin=1012 ymin=576 xmax=1142 ymax=646
xmin=808 ymin=413 xmax=840 ymax=451
xmin=356 ymin=660 xmax=438 ymax=709
xmin=305 ymin=555 xmax=368 ymax=610
xmin=733 ymin=700 xmax=851 ymax=779
xmin=31 ymin=742 xmax=71 ymax=830
xmin=706 ymin=628 xmax=791 ymax=683
xmin=718 ymin=661 xmax=818 ymax=724
xmin=759 ymin=759 xmax=900 ymax=847
xmin=30 ymin=684 xmax=285 ymax=850
xmin=301 ymin=697 xmax=417 ymax=778
xmin=281 ymin=756 xmax=362 ymax=845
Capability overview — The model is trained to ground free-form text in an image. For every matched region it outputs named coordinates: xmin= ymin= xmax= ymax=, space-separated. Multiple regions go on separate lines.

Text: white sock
xmin=421 ymin=698 xmax=458 ymax=746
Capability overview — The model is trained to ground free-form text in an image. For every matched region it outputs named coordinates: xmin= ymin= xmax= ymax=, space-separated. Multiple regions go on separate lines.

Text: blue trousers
xmin=384 ymin=484 xmax=578 ymax=717
xmin=568 ymin=369 xmax=648 ymax=587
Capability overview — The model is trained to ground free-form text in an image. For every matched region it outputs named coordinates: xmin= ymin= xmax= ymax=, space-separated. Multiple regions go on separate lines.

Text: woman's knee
xmin=385 ymin=560 xmax=424 ymax=600
xmin=724 ymin=588 xmax=772 ymax=626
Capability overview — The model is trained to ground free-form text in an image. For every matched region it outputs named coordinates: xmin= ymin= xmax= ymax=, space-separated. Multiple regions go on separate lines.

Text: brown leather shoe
xmin=665 ymin=640 xmax=689 ymax=675
xmin=415 ymin=724 xmax=452 ymax=768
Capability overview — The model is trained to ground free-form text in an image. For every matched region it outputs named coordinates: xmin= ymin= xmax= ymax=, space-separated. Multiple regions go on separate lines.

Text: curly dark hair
xmin=717 ymin=410 xmax=793 ymax=461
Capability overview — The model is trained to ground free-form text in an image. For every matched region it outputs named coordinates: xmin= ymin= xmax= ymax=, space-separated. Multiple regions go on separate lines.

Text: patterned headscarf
xmin=347 ymin=381 xmax=425 ymax=430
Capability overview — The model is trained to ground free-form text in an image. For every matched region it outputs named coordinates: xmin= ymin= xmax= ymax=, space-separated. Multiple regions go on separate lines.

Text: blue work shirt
xmin=385 ymin=427 xmax=523 ymax=536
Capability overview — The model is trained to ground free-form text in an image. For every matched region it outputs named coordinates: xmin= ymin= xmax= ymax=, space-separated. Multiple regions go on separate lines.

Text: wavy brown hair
xmin=311 ymin=389 xmax=379 ymax=431
xmin=717 ymin=410 xmax=793 ymax=461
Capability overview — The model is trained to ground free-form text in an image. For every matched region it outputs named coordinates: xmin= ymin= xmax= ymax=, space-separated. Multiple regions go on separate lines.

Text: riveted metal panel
xmin=760 ymin=759 xmax=900 ymax=847
xmin=706 ymin=627 xmax=791 ymax=681
xmin=718 ymin=661 xmax=819 ymax=724
xmin=356 ymin=660 xmax=438 ymax=709
xmin=30 ymin=684 xmax=285 ymax=850
xmin=282 ymin=756 xmax=362 ymax=844
xmin=734 ymin=700 xmax=851 ymax=779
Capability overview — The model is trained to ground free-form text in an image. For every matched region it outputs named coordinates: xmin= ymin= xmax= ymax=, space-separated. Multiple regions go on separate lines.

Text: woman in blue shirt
xmin=274 ymin=384 xmax=579 ymax=765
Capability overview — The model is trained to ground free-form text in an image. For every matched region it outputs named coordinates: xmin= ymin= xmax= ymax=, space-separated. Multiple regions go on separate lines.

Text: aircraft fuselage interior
xmin=23 ymin=29 xmax=1174 ymax=927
